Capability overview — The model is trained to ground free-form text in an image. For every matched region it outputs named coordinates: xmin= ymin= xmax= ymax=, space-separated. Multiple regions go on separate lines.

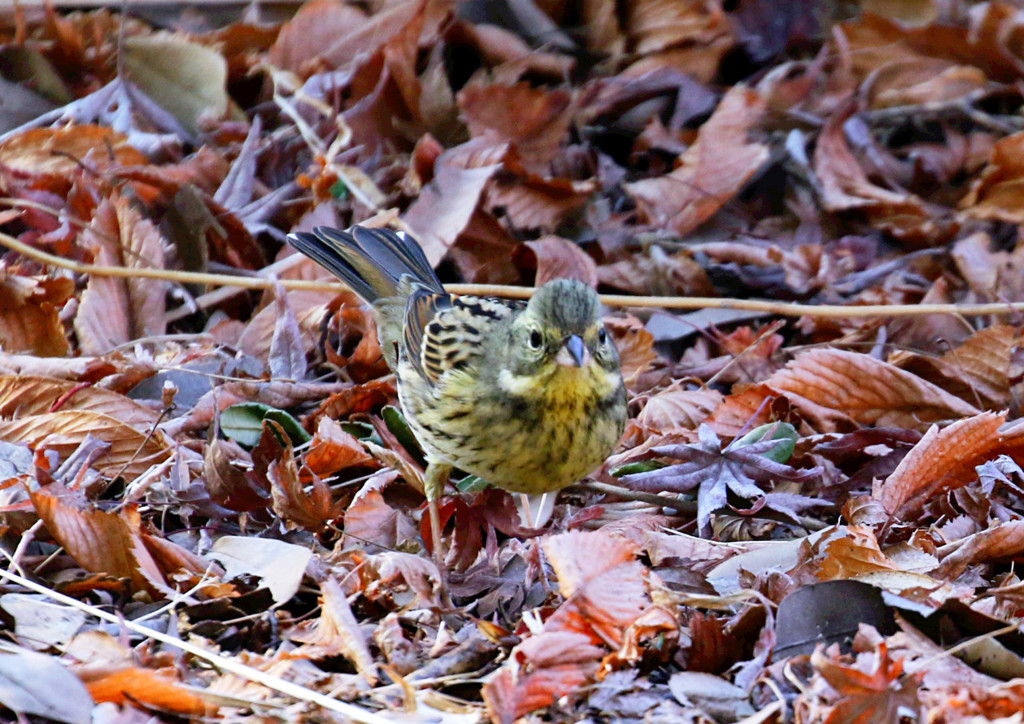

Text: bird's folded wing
xmin=404 ymin=293 xmax=521 ymax=386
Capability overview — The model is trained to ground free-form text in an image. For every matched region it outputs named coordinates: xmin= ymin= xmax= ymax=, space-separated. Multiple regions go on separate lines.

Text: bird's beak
xmin=556 ymin=334 xmax=589 ymax=367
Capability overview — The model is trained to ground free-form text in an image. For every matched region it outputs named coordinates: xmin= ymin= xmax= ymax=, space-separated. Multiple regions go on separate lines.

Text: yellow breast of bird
xmin=398 ymin=360 xmax=624 ymax=495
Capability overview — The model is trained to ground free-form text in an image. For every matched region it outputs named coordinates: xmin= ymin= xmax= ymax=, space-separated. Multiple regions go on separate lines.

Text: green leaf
xmin=222 ymin=403 xmax=310 ymax=448
xmin=455 ymin=475 xmax=490 ymax=493
xmin=734 ymin=422 xmax=798 ymax=463
xmin=330 ymin=179 xmax=350 ymax=199
xmin=341 ymin=421 xmax=377 ymax=440
xmin=382 ymin=406 xmax=425 ymax=464
xmin=612 ymin=460 xmax=666 ymax=477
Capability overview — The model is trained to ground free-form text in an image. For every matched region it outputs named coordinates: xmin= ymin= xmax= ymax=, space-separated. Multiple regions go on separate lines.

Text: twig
xmin=7 ymin=229 xmax=1024 ymax=319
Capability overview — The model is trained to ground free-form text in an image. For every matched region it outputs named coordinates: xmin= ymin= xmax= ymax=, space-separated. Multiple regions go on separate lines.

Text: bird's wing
xmin=404 ymin=293 xmax=523 ymax=386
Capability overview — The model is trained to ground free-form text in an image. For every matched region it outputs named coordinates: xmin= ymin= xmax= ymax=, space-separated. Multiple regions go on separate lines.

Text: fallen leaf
xmin=875 ymin=411 xmax=1005 ymax=519
xmin=207 ymin=535 xmax=312 ymax=604
xmin=0 ymin=125 xmax=146 ymax=177
xmin=0 ymin=646 xmax=93 ymax=724
xmin=74 ymin=196 xmax=167 ymax=355
xmin=625 ymin=85 xmax=769 ymax=235
xmin=961 ymin=131 xmax=1024 ymax=224
xmin=0 ymin=273 xmax=73 ymax=357
xmin=936 ymin=520 xmax=1024 ymax=579
xmin=0 ymin=375 xmax=159 ymax=431
xmin=519 ymin=236 xmax=598 ymax=287
xmin=30 ymin=487 xmax=157 ymax=593
xmin=84 ymin=667 xmax=208 ymax=714
xmin=121 ymin=33 xmax=230 ymax=136
xmin=458 ymin=81 xmax=573 ymax=170
xmin=0 ymin=410 xmax=171 ymax=480
xmin=767 ymin=348 xmax=980 ymax=430
xmin=811 ymin=641 xmax=918 ymax=724
xmin=286 ymin=576 xmax=378 ymax=683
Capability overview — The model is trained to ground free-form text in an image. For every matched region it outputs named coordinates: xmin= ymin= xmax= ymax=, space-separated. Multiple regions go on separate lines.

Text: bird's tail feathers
xmin=288 ymin=226 xmax=443 ymax=302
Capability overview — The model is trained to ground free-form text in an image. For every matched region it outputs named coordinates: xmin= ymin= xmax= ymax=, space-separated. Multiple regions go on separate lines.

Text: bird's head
xmin=505 ymin=279 xmax=620 ymax=382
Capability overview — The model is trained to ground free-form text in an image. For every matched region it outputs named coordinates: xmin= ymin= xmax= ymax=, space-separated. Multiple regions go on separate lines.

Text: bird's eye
xmin=528 ymin=329 xmax=543 ymax=349
xmin=598 ymin=328 xmax=608 ymax=344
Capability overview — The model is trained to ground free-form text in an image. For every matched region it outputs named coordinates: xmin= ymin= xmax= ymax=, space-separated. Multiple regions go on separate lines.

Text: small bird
xmin=288 ymin=226 xmax=627 ymax=558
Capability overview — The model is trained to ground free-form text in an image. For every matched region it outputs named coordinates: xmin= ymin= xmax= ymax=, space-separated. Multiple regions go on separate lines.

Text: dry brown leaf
xmin=811 ymin=641 xmax=914 ymax=724
xmin=484 ymin=661 xmax=596 ymax=724
xmin=203 ymin=437 xmax=266 ymax=512
xmin=597 ymin=246 xmax=714 ymax=297
xmin=869 ymin=61 xmax=987 ymax=109
xmin=305 ymin=416 xmax=376 ymax=478
xmin=344 ymin=471 xmax=416 ymax=550
xmin=0 ymin=410 xmax=171 ymax=480
xmin=875 ymin=411 xmax=1005 ymax=519
xmin=961 ymin=132 xmax=1024 ymax=224
xmin=812 ymin=102 xmax=941 ymax=242
xmin=268 ymin=449 xmax=341 ymax=532
xmin=519 ymin=236 xmax=598 ymax=287
xmin=486 ymin=175 xmax=595 ymax=233
xmin=0 ymin=375 xmax=160 ymax=431
xmin=890 ymin=324 xmax=1020 ymax=409
xmin=767 ymin=348 xmax=980 ymax=431
xmin=365 ymin=551 xmax=442 ymax=609
xmin=402 ymin=150 xmax=504 ymax=266
xmin=817 ymin=526 xmax=899 ymax=581
xmin=604 ymin=314 xmax=656 ymax=389
xmin=542 ymin=531 xmax=648 ymax=647
xmin=636 ymin=385 xmax=722 ymax=434
xmin=705 ymin=384 xmax=789 ymax=438
xmin=30 ymin=488 xmax=158 ymax=593
xmin=286 ymin=577 xmax=378 ymax=683
xmin=236 ymin=290 xmax=336 ymax=366
xmin=305 ymin=377 xmax=397 ymax=432
xmin=624 ymin=0 xmax=729 ymax=64
xmin=458 ymin=81 xmax=573 ymax=170
xmin=268 ymin=0 xmax=378 ymax=73
xmin=0 ymin=125 xmax=146 ymax=177
xmin=0 ymin=273 xmax=73 ymax=357
xmin=0 ymin=353 xmax=123 ymax=383
xmin=74 ymin=196 xmax=167 ymax=355
xmin=935 ymin=520 xmax=1024 ymax=579
xmin=625 ymin=85 xmax=769 ymax=236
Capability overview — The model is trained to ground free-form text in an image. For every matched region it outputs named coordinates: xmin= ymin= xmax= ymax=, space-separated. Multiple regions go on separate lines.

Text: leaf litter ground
xmin=4 ymin=1 xmax=1024 ymax=722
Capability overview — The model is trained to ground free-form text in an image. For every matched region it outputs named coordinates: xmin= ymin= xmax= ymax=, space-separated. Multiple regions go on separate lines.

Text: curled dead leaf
xmin=767 ymin=348 xmax=979 ymax=431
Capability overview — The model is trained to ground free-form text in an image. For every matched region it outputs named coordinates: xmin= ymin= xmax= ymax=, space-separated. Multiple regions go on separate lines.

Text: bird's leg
xmin=424 ymin=461 xmax=452 ymax=565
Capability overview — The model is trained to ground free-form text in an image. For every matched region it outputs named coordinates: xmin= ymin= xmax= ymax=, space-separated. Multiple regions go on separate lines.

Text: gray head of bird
xmin=506 ymin=278 xmax=620 ymax=378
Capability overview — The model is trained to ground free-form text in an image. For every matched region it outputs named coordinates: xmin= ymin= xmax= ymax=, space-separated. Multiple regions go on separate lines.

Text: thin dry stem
xmin=6 ymin=228 xmax=1024 ymax=319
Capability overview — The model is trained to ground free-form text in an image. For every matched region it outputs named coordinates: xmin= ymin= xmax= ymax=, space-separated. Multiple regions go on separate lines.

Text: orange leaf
xmin=30 ymin=488 xmax=158 ymax=593
xmin=875 ymin=411 xmax=1005 ymax=519
xmin=85 ymin=667 xmax=208 ymax=715
xmin=305 ymin=416 xmax=376 ymax=478
xmin=0 ymin=125 xmax=146 ymax=177
xmin=605 ymin=314 xmax=657 ymax=388
xmin=458 ymin=82 xmax=573 ymax=170
xmin=961 ymin=132 xmax=1024 ymax=224
xmin=767 ymin=348 xmax=979 ymax=430
xmin=542 ymin=531 xmax=648 ymax=647
xmin=0 ymin=273 xmax=72 ymax=357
